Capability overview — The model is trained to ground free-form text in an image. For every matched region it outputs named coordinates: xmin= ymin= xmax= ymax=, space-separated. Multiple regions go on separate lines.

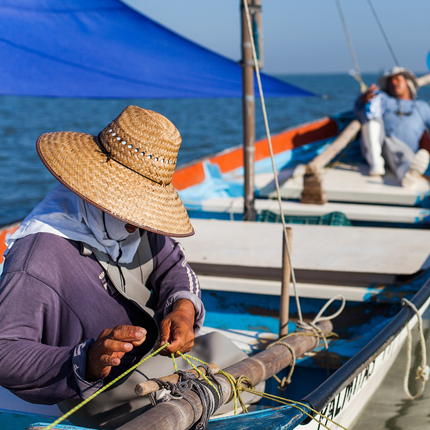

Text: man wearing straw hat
xmin=0 ymin=106 xmax=253 ymax=428
xmin=355 ymin=66 xmax=430 ymax=187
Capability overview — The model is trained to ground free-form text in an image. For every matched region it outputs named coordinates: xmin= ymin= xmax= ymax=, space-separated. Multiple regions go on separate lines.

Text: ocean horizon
xmin=1 ymin=72 xmax=430 ymax=225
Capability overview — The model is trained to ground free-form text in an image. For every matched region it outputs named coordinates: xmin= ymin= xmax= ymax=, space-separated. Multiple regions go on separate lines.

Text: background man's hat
xmin=37 ymin=105 xmax=194 ymax=237
xmin=378 ymin=66 xmax=418 ymax=98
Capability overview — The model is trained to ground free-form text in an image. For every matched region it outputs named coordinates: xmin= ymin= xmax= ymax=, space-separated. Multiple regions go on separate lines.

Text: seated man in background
xmin=0 ymin=106 xmax=253 ymax=429
xmin=355 ymin=66 xmax=430 ymax=187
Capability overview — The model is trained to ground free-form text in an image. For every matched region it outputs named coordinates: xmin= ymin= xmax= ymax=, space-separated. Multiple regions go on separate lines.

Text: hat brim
xmin=378 ymin=69 xmax=418 ymax=93
xmin=37 ymin=131 xmax=194 ymax=237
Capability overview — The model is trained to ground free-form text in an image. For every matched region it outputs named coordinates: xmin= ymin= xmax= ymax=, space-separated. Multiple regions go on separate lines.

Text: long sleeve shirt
xmin=0 ymin=231 xmax=203 ymax=404
xmin=354 ymin=92 xmax=430 ymax=153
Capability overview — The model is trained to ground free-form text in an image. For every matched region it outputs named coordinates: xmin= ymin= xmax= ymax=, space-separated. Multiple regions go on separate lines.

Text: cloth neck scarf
xmin=5 ymin=184 xmax=141 ymax=264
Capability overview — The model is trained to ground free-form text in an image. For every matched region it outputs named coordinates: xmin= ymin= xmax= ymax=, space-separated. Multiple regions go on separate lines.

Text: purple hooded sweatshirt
xmin=0 ymin=230 xmax=203 ymax=405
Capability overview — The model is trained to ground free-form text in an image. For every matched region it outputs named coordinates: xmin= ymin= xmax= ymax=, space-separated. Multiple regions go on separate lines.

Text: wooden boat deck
xmin=194 ymin=196 xmax=430 ymax=225
xmin=257 ymin=163 xmax=430 ymax=206
xmin=183 ymin=219 xmax=430 ymax=286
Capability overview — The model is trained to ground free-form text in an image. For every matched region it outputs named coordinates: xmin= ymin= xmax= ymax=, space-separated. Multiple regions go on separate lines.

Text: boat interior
xmin=174 ymin=112 xmax=430 ymax=229
xmin=178 ymin=219 xmax=430 ymax=413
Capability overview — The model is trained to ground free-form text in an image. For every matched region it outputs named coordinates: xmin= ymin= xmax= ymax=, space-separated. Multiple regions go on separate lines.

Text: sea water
xmin=1 ymin=73 xmax=430 ymax=428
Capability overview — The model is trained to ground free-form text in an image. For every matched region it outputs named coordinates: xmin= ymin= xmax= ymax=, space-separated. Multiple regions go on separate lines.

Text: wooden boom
xmin=301 ymin=120 xmax=361 ymax=205
xmin=117 ymin=320 xmax=333 ymax=430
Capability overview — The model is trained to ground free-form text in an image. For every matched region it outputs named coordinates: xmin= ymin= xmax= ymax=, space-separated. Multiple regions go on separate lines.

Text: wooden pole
xmin=306 ymin=120 xmax=361 ymax=175
xmin=279 ymin=227 xmax=292 ymax=337
xmin=242 ymin=0 xmax=257 ymax=221
xmin=301 ymin=120 xmax=361 ymax=205
xmin=119 ymin=320 xmax=333 ymax=430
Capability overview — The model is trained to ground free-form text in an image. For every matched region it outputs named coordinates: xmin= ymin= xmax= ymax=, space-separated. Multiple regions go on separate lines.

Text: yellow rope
xmin=44 ymin=342 xmax=347 ymax=430
xmin=267 ymin=330 xmax=338 ymax=391
xmin=220 ymin=370 xmax=348 ymax=430
xmin=179 ymin=352 xmax=221 ymax=400
xmin=44 ymin=342 xmax=170 ymax=430
xmin=171 ymin=353 xmax=178 ymax=372
xmin=183 ymin=355 xmax=348 ymax=429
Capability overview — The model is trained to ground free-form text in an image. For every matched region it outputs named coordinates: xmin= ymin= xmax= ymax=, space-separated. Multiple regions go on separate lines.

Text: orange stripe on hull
xmin=0 ymin=224 xmax=19 ymax=267
xmin=172 ymin=117 xmax=338 ymax=190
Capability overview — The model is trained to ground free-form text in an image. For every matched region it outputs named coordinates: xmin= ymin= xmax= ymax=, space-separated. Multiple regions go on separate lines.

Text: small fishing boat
xmin=2 ymin=1 xmax=430 ymax=429
xmin=174 ymin=106 xmax=430 ymax=229
xmin=1 ymin=219 xmax=430 ymax=430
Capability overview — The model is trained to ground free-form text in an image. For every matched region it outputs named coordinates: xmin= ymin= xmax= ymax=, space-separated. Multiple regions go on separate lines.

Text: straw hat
xmin=378 ymin=66 xmax=418 ymax=99
xmin=37 ymin=105 xmax=194 ymax=237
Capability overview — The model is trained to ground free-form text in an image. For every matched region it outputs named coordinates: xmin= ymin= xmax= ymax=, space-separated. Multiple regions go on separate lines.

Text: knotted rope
xmin=161 ymin=353 xmax=349 ymax=429
xmin=402 ymin=298 xmax=430 ymax=400
xmin=152 ymin=366 xmax=221 ymax=430
xmin=217 ymin=368 xmax=348 ymax=430
xmin=268 ymin=295 xmax=344 ymax=392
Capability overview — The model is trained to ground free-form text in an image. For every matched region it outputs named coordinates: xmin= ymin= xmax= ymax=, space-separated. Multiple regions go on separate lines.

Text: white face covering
xmin=105 ymin=215 xmax=131 ymax=241
xmin=6 ymin=184 xmax=141 ymax=264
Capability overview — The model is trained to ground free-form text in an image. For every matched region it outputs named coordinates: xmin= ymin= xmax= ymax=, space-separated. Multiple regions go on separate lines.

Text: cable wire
xmin=335 ymin=0 xmax=367 ymax=93
xmin=366 ymin=0 xmax=400 ymax=67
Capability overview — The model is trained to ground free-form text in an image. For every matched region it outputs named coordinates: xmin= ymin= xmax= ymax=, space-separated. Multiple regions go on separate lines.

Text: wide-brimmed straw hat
xmin=378 ymin=66 xmax=418 ymax=99
xmin=37 ymin=105 xmax=194 ymax=237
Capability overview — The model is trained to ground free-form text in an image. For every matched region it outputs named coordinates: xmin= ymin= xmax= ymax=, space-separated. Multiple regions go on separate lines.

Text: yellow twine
xmin=220 ymin=369 xmax=348 ymax=430
xmin=184 ymin=355 xmax=347 ymax=429
xmin=44 ymin=342 xmax=170 ymax=430
xmin=179 ymin=352 xmax=221 ymax=400
xmin=43 ymin=342 xmax=347 ymax=430
xmin=171 ymin=353 xmax=178 ymax=372
xmin=267 ymin=330 xmax=338 ymax=392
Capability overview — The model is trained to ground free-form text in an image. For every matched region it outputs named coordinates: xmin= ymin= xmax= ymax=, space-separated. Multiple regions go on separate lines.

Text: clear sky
xmin=123 ymin=0 xmax=430 ymax=75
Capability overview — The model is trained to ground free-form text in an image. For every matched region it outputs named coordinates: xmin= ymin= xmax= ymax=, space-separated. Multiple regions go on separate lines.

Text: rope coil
xmin=402 ymin=298 xmax=430 ymax=400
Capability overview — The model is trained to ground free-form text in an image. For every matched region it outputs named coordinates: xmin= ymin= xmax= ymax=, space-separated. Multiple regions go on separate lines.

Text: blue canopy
xmin=0 ymin=0 xmax=315 ymax=98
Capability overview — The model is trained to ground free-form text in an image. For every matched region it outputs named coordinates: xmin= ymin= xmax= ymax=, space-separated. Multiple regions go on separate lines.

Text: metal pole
xmin=279 ymin=227 xmax=292 ymax=337
xmin=241 ymin=0 xmax=257 ymax=221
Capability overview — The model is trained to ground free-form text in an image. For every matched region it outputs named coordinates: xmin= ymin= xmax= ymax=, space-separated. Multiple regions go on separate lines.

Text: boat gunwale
xmin=301 ymin=270 xmax=430 ymax=418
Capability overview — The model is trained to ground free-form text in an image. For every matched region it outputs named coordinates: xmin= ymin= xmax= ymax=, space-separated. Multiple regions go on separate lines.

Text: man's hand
xmin=159 ymin=299 xmax=196 ymax=356
xmin=86 ymin=325 xmax=146 ymax=381
xmin=361 ymin=83 xmax=379 ymax=104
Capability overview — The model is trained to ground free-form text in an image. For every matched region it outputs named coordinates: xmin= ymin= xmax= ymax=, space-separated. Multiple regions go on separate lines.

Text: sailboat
xmin=1 ymin=1 xmax=430 ymax=429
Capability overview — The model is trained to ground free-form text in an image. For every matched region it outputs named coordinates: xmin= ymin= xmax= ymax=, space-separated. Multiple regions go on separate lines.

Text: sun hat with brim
xmin=36 ymin=105 xmax=194 ymax=237
xmin=378 ymin=66 xmax=418 ymax=98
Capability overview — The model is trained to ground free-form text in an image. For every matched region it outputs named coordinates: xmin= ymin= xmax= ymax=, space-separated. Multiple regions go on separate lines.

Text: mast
xmin=241 ymin=0 xmax=263 ymax=221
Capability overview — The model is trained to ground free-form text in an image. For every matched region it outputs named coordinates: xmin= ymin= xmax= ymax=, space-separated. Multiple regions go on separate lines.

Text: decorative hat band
xmin=96 ymin=132 xmax=170 ymax=186
xmin=98 ymin=119 xmax=179 ymax=186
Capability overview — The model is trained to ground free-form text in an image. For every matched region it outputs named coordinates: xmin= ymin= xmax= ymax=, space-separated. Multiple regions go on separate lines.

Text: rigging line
xmin=242 ymin=0 xmax=303 ymax=323
xmin=366 ymin=0 xmax=400 ymax=67
xmin=335 ymin=0 xmax=367 ymax=93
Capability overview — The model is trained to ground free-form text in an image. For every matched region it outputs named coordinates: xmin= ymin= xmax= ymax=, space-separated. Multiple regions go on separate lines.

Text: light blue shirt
xmin=355 ymin=92 xmax=430 ymax=153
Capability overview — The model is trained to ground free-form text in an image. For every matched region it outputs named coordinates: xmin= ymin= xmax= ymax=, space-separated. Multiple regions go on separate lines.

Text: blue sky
xmin=124 ymin=0 xmax=430 ymax=75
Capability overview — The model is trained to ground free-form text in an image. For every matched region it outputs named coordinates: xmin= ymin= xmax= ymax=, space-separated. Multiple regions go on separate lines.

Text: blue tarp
xmin=0 ymin=0 xmax=315 ymax=99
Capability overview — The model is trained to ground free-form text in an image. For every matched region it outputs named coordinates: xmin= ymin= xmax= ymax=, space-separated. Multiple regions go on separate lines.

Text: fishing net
xmin=257 ymin=210 xmax=352 ymax=226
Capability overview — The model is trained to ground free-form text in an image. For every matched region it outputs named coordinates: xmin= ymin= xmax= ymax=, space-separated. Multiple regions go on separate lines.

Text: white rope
xmin=243 ymin=3 xmax=347 ymax=351
xmin=268 ymin=296 xmax=345 ymax=393
xmin=401 ymin=298 xmax=430 ymax=400
xmin=242 ymin=0 xmax=303 ymax=323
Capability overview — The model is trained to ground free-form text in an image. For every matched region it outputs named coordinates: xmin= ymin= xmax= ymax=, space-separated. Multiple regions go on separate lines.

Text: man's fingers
xmin=168 ymin=337 xmax=194 ymax=355
xmin=111 ymin=326 xmax=146 ymax=342
xmin=102 ymin=339 xmax=134 ymax=354
xmin=100 ymin=354 xmax=121 ymax=367
xmin=159 ymin=319 xmax=172 ymax=345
